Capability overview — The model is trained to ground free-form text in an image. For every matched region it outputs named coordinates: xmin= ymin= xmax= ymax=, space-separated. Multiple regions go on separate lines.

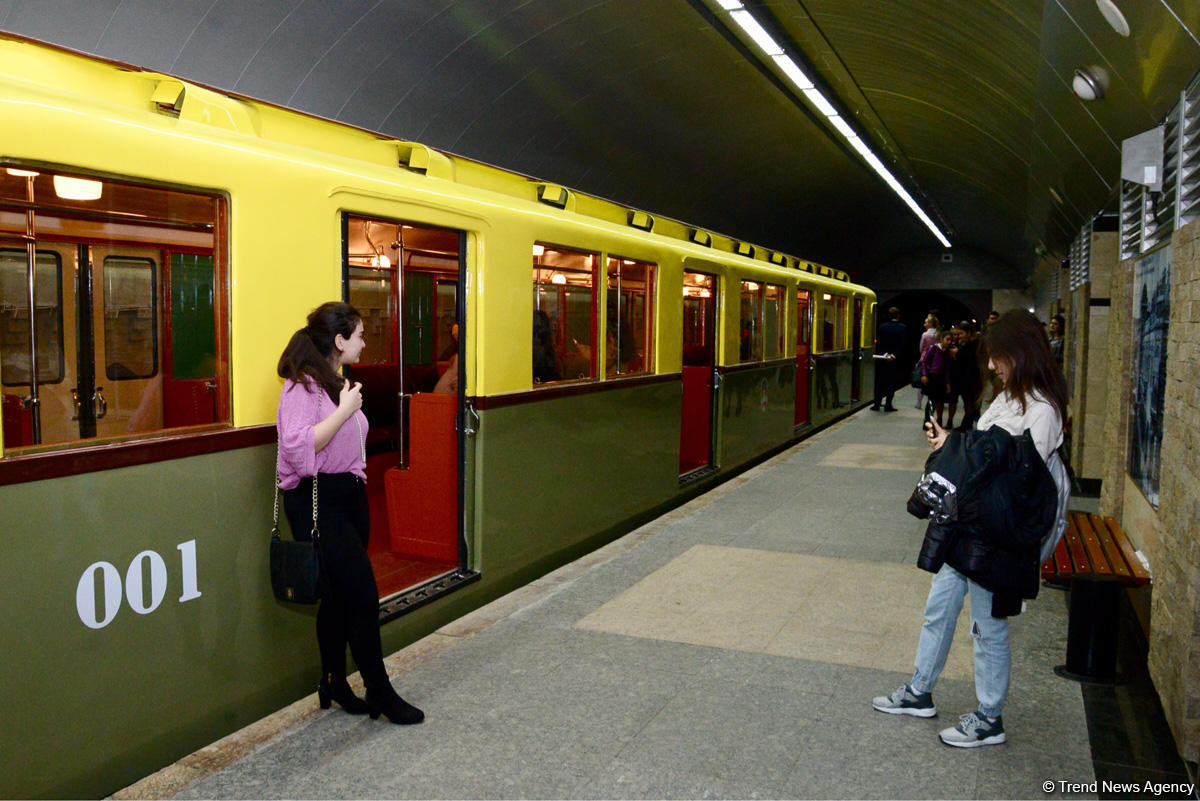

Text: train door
xmin=851 ymin=296 xmax=863 ymax=402
xmin=794 ymin=289 xmax=811 ymax=426
xmin=680 ymin=270 xmax=717 ymax=476
xmin=343 ymin=214 xmax=469 ymax=609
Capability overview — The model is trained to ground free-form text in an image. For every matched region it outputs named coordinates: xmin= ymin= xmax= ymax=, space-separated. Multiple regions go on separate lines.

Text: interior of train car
xmin=0 ymin=167 xmax=227 ymax=451
xmin=342 ymin=215 xmax=464 ymax=600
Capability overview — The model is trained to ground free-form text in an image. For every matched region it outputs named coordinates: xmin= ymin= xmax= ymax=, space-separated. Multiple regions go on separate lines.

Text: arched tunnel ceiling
xmin=2 ymin=0 xmax=1198 ymax=288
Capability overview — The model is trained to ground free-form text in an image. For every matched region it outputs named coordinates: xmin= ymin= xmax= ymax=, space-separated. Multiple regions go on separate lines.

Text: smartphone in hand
xmin=923 ymin=400 xmax=934 ymax=427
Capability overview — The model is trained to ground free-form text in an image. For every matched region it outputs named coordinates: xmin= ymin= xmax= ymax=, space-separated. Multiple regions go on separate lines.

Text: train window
xmin=533 ymin=243 xmax=597 ymax=384
xmin=103 ymin=257 xmax=158 ymax=380
xmin=817 ymin=292 xmax=849 ymax=351
xmin=605 ymin=256 xmax=654 ymax=377
xmin=0 ymin=249 xmax=63 ymax=385
xmin=764 ymin=283 xmax=784 ymax=359
xmin=347 ymin=266 xmax=396 ymax=366
xmin=0 ymin=167 xmax=226 ymax=452
xmin=682 ymin=272 xmax=715 ymax=365
xmin=739 ymin=280 xmax=762 ymax=362
xmin=739 ymin=280 xmax=785 ymax=362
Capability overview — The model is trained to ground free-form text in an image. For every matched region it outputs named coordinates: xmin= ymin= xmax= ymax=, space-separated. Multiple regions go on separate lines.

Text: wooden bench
xmin=1040 ymin=510 xmax=1151 ymax=683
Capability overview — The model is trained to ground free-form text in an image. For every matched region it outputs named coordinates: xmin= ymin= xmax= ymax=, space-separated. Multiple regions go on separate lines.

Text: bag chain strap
xmin=272 ymin=404 xmax=364 ymax=544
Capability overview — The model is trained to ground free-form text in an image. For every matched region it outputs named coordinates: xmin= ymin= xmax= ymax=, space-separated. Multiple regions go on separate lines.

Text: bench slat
xmin=1041 ymin=535 xmax=1072 ymax=579
xmin=1062 ymin=514 xmax=1090 ymax=575
xmin=1101 ymin=514 xmax=1152 ymax=586
xmin=1090 ymin=514 xmax=1132 ymax=580
xmin=1073 ymin=512 xmax=1113 ymax=576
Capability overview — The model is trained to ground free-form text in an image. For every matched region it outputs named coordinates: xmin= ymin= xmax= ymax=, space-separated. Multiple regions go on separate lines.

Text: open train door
xmin=794 ymin=289 xmax=811 ymax=427
xmin=680 ymin=269 xmax=717 ymax=478
xmin=343 ymin=215 xmax=477 ymax=619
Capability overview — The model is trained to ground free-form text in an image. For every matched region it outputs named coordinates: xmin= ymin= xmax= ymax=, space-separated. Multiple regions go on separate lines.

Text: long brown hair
xmin=983 ymin=310 xmax=1068 ymax=422
xmin=277 ymin=302 xmax=361 ymax=401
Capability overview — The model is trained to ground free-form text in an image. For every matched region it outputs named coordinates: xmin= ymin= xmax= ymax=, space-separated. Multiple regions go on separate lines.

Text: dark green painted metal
xmin=402 ymin=272 xmax=433 ymax=364
xmin=810 ymin=352 xmax=854 ymax=427
xmin=472 ymin=381 xmax=681 ymax=576
xmin=169 ymin=254 xmax=216 ymax=380
xmin=717 ymin=363 xmax=797 ymax=470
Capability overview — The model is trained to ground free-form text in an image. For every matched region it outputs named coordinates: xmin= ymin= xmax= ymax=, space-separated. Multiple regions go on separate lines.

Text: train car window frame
xmin=738 ymin=279 xmax=785 ymax=363
xmin=817 ymin=291 xmax=850 ymax=352
xmin=532 ymin=242 xmax=598 ymax=386
xmin=0 ymin=247 xmax=64 ymax=386
xmin=604 ymin=254 xmax=655 ymax=379
xmin=102 ymin=255 xmax=158 ymax=381
xmin=0 ymin=165 xmax=229 ymax=459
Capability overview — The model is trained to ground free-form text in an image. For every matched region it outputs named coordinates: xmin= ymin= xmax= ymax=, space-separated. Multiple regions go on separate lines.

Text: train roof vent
xmin=801 ymin=262 xmax=814 ymax=273
xmin=537 ymin=183 xmax=572 ymax=209
xmin=768 ymin=252 xmax=787 ymax=266
xmin=838 ymin=272 xmax=850 ymax=282
xmin=151 ymin=78 xmax=185 ymax=116
xmin=734 ymin=242 xmax=755 ymax=258
xmin=818 ymin=265 xmax=833 ymax=277
xmin=689 ymin=229 xmax=712 ymax=247
xmin=394 ymin=142 xmax=453 ymax=181
xmin=627 ymin=210 xmax=654 ymax=231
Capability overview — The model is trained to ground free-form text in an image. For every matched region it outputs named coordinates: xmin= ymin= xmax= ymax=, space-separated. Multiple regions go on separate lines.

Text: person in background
xmin=955 ymin=320 xmax=983 ymax=431
xmin=871 ymin=306 xmax=907 ymax=412
xmin=914 ymin=314 xmax=940 ymax=408
xmin=983 ymin=309 xmax=1000 ymax=332
xmin=943 ymin=327 xmax=965 ymax=428
xmin=433 ymin=323 xmax=459 ymax=394
xmin=1047 ymin=314 xmax=1065 ymax=372
xmin=982 ymin=310 xmax=1002 ymax=400
xmin=872 ymin=309 xmax=1070 ymax=748
xmin=920 ymin=328 xmax=952 ymax=428
xmin=276 ymin=302 xmax=425 ymax=725
xmin=533 ymin=310 xmax=560 ymax=384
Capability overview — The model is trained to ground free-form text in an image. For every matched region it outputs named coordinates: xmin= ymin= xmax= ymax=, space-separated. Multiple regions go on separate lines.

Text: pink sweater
xmin=276 ymin=378 xmax=368 ymax=489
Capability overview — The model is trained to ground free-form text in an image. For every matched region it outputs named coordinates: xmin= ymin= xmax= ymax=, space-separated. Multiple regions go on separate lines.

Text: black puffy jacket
xmin=908 ymin=425 xmax=1058 ymax=617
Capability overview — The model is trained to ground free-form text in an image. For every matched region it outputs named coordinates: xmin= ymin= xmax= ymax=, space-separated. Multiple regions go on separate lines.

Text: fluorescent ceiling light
xmin=730 ymin=10 xmax=783 ymax=55
xmin=715 ymin=1 xmax=951 ymax=248
xmin=772 ymin=55 xmax=813 ymax=90
xmin=802 ymin=87 xmax=837 ymax=117
xmin=53 ymin=175 xmax=103 ymax=200
xmin=828 ymin=115 xmax=855 ymax=138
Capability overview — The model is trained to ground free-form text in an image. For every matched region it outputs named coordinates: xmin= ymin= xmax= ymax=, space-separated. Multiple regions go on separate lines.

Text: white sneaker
xmin=872 ymin=684 xmax=937 ymax=717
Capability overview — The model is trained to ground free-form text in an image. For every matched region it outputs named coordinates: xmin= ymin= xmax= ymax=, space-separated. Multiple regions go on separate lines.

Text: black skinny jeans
xmin=283 ymin=472 xmax=391 ymax=696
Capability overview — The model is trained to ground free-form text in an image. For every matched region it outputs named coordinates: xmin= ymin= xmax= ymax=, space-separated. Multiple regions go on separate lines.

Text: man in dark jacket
xmin=871 ymin=307 xmax=907 ymax=411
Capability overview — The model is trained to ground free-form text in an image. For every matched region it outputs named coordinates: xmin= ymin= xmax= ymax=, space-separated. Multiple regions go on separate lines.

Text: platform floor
xmin=122 ymin=388 xmax=1182 ymax=800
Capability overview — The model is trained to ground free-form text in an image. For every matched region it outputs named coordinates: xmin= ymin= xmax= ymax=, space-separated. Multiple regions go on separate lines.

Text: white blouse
xmin=976 ymin=389 xmax=1063 ymax=463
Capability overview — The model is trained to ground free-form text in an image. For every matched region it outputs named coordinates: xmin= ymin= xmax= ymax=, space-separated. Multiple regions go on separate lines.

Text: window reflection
xmin=606 ymin=256 xmax=654 ymax=377
xmin=533 ymin=244 xmax=596 ymax=383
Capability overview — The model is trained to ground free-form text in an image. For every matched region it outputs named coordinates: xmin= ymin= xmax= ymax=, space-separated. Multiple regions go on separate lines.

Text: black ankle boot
xmin=365 ymin=690 xmax=425 ymax=725
xmin=318 ymin=674 xmax=369 ymax=715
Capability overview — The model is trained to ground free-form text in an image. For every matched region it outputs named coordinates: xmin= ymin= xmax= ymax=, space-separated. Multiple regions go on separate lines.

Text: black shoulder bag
xmin=269 ymin=466 xmax=325 ymax=604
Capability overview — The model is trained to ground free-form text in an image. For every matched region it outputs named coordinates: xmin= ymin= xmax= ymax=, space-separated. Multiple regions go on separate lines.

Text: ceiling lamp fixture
xmin=6 ymin=167 xmax=39 ymax=178
xmin=550 ymin=272 xmax=567 ymax=285
xmin=53 ymin=175 xmax=103 ymax=201
xmin=1072 ymin=66 xmax=1108 ymax=100
xmin=709 ymin=1 xmax=950 ymax=248
xmin=362 ymin=221 xmax=392 ymax=269
xmin=1096 ymin=0 xmax=1130 ymax=37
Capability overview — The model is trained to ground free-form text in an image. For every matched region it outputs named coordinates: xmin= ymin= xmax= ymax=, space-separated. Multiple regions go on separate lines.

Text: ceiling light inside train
xmin=6 ymin=167 xmax=39 ymax=177
xmin=53 ymin=175 xmax=102 ymax=200
xmin=551 ymin=272 xmax=567 ymax=285
xmin=370 ymin=253 xmax=391 ymax=269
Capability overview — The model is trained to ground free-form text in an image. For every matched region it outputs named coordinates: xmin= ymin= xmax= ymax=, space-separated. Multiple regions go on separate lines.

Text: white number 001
xmin=75 ymin=540 xmax=202 ymax=629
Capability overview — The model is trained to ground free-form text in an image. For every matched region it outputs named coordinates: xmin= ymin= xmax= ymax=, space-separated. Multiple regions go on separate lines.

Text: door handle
xmin=462 ymin=400 xmax=480 ymax=437
xmin=203 ymin=380 xmax=217 ymax=392
xmin=70 ymin=388 xmax=80 ymax=420
xmin=93 ymin=387 xmax=108 ymax=419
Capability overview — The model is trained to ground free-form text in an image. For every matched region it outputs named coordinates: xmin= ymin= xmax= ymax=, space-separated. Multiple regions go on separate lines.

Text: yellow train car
xmin=0 ymin=33 xmax=874 ymax=797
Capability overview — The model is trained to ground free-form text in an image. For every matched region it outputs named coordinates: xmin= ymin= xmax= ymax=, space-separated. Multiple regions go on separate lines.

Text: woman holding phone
xmin=872 ymin=310 xmax=1068 ymax=748
xmin=277 ymin=301 xmax=424 ymax=725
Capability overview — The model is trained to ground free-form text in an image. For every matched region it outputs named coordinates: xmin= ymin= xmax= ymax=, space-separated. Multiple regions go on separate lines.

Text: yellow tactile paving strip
xmin=575 ymin=544 xmax=973 ymax=680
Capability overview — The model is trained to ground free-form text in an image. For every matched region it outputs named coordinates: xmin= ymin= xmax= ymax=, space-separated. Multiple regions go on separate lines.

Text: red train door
xmin=680 ymin=270 xmax=716 ymax=475
xmin=795 ymin=289 xmax=811 ymax=425
xmin=851 ymin=297 xmax=864 ymax=401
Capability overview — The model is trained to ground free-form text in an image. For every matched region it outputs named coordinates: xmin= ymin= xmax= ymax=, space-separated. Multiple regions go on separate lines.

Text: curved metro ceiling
xmin=1 ymin=0 xmax=1197 ymax=288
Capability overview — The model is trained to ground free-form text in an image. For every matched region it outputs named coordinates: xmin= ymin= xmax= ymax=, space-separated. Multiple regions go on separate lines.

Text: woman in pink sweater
xmin=276 ymin=302 xmax=423 ymax=725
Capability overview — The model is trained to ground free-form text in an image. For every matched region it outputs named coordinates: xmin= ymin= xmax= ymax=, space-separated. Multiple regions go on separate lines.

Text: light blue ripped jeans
xmin=909 ymin=563 xmax=1010 ymax=718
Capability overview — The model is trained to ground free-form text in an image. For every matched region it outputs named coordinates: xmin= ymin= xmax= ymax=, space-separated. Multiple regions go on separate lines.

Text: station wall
xmin=1095 ymin=219 xmax=1200 ymax=764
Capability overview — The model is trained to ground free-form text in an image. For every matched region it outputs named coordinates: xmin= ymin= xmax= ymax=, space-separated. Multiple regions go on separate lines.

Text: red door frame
xmin=679 ymin=270 xmax=716 ymax=474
